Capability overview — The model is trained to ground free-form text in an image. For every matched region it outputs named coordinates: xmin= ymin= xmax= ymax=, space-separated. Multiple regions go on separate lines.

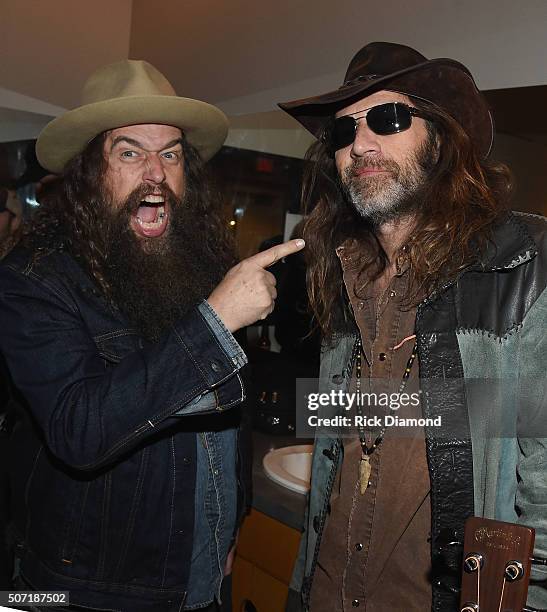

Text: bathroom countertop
xmin=250 ymin=431 xmax=313 ymax=532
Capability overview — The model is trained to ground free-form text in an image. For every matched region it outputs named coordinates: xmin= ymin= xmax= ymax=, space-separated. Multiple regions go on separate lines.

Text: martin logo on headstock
xmin=460 ymin=517 xmax=535 ymax=612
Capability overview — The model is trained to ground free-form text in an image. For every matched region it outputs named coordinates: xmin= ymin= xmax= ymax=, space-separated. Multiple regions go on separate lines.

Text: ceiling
xmin=0 ymin=0 xmax=546 ymax=154
xmin=129 ymin=0 xmax=547 ymax=115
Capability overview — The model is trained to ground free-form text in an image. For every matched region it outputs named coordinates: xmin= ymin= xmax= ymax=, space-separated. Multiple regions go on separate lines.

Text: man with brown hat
xmin=279 ymin=42 xmax=547 ymax=611
xmin=0 ymin=59 xmax=304 ymax=611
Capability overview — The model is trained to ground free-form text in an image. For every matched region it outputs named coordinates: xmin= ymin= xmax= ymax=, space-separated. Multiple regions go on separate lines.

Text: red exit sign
xmin=256 ymin=157 xmax=274 ymax=173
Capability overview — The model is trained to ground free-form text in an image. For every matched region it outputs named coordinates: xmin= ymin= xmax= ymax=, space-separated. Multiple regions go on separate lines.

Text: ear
xmin=433 ymin=133 xmax=442 ymax=165
xmin=427 ymin=125 xmax=441 ymax=166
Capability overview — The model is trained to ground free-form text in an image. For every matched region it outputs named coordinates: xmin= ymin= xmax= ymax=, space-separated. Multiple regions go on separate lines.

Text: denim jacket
xmin=0 ymin=247 xmax=249 ymax=612
xmin=288 ymin=212 xmax=547 ymax=612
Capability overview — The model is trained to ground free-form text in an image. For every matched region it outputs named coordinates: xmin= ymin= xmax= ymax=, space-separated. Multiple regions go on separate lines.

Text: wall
xmin=226 ymin=111 xmax=314 ymax=158
xmin=493 ymin=134 xmax=547 ymax=216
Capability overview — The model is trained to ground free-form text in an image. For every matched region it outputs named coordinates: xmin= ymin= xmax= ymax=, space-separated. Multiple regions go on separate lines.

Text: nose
xmin=350 ymin=122 xmax=381 ymax=159
xmin=142 ymin=153 xmax=166 ymax=185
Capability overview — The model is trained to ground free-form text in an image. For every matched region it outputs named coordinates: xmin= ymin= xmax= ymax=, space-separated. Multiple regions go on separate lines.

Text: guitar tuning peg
xmin=531 ymin=556 xmax=547 ymax=566
xmin=463 ymin=553 xmax=484 ymax=573
xmin=460 ymin=604 xmax=478 ymax=612
xmin=504 ymin=560 xmax=524 ymax=582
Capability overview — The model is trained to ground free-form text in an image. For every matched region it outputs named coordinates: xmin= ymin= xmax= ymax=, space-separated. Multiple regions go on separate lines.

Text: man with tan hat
xmin=279 ymin=42 xmax=547 ymax=611
xmin=0 ymin=60 xmax=304 ymax=611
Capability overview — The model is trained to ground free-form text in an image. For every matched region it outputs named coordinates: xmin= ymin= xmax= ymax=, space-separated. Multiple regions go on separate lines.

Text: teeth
xmin=136 ymin=205 xmax=166 ymax=229
xmin=137 ymin=217 xmax=164 ymax=229
xmin=142 ymin=195 xmax=165 ymax=204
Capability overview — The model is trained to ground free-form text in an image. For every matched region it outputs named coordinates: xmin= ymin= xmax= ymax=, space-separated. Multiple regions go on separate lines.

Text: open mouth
xmin=130 ymin=194 xmax=169 ymax=238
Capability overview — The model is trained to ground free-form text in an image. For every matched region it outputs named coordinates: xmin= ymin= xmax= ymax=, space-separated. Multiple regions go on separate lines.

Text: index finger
xmin=247 ymin=238 xmax=305 ymax=269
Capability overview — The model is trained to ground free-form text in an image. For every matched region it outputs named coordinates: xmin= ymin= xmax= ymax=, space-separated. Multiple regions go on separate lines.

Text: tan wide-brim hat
xmin=36 ymin=60 xmax=229 ymax=173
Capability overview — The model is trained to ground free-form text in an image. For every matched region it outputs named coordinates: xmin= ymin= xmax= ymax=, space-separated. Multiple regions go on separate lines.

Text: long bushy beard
xmin=101 ymin=184 xmax=230 ymax=342
xmin=339 ymin=131 xmax=438 ymax=226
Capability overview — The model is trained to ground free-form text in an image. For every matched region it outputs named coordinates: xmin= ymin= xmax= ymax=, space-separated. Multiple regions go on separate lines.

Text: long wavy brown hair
xmin=24 ymin=133 xmax=236 ymax=302
xmin=302 ymin=99 xmax=513 ymax=341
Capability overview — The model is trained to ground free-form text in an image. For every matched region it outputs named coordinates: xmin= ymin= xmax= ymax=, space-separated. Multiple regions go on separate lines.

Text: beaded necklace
xmin=354 ymin=337 xmax=418 ymax=494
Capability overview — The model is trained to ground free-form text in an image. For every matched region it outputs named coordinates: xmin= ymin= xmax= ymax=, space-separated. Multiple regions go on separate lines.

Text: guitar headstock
xmin=460 ymin=517 xmax=535 ymax=612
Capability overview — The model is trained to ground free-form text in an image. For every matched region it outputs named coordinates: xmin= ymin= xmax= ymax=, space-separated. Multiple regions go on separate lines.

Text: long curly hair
xmin=24 ymin=133 xmax=236 ymax=301
xmin=302 ymin=99 xmax=513 ymax=341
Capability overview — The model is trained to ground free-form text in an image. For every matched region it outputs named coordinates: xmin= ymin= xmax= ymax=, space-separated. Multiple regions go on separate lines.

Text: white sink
xmin=262 ymin=445 xmax=314 ymax=494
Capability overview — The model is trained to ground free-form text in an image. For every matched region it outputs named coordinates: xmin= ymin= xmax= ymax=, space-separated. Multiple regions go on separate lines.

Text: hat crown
xmin=344 ymin=42 xmax=428 ymax=85
xmin=81 ymin=59 xmax=176 ymax=106
xmin=36 ymin=60 xmax=228 ymax=172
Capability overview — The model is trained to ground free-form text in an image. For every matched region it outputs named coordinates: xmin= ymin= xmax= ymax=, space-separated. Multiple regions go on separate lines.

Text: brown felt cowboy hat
xmin=36 ymin=60 xmax=229 ymax=173
xmin=279 ymin=42 xmax=494 ymax=157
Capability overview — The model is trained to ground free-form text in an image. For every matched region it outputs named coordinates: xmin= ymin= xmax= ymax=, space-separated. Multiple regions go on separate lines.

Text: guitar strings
xmin=498 ymin=577 xmax=506 ymax=612
xmin=477 ymin=562 xmax=481 ymax=610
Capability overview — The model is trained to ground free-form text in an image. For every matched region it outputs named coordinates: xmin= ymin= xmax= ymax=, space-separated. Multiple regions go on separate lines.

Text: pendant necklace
xmin=354 ymin=337 xmax=418 ymax=494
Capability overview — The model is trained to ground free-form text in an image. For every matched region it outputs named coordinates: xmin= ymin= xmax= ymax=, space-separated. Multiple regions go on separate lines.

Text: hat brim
xmin=279 ymin=59 xmax=494 ymax=158
xmin=36 ymin=95 xmax=229 ymax=173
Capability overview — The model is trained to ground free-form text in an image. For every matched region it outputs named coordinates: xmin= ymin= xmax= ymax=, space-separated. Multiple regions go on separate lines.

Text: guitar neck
xmin=460 ymin=517 xmax=534 ymax=612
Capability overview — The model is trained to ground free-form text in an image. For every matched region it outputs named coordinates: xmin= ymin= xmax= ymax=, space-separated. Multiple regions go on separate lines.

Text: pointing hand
xmin=207 ymin=238 xmax=305 ymax=332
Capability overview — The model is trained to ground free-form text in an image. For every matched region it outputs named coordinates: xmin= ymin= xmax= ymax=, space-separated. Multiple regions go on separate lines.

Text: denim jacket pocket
xmin=93 ymin=330 xmax=142 ymax=364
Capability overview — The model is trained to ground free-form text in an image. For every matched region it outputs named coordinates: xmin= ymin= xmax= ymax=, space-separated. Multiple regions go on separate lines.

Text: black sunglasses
xmin=328 ymin=102 xmax=427 ymax=152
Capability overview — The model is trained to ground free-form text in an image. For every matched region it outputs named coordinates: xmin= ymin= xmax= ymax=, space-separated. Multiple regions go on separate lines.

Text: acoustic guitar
xmin=460 ymin=517 xmax=547 ymax=612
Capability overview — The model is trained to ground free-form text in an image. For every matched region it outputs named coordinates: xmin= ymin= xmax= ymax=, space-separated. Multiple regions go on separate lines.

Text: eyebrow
xmin=110 ymin=136 xmax=183 ymax=152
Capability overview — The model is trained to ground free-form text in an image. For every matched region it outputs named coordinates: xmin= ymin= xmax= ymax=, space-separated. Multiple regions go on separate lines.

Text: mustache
xmin=346 ymin=156 xmax=401 ymax=179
